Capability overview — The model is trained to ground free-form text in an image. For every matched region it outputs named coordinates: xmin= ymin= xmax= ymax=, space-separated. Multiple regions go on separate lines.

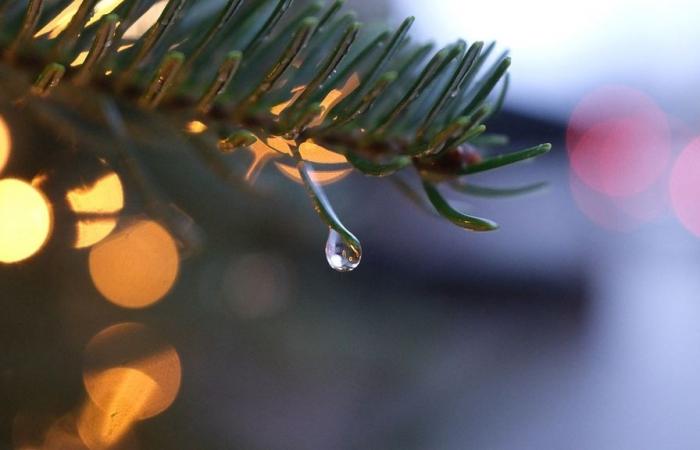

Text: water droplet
xmin=325 ymin=229 xmax=361 ymax=272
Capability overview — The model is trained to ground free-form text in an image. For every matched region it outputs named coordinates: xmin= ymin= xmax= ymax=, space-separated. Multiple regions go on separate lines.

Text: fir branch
xmin=1 ymin=0 xmax=552 ymax=271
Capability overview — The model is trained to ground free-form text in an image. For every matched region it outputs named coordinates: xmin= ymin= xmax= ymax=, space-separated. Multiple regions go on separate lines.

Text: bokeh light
xmin=242 ymin=136 xmax=351 ymax=185
xmin=297 ymin=140 xmax=348 ymax=164
xmin=12 ymin=411 xmax=94 ymax=450
xmin=77 ymin=398 xmax=140 ymax=450
xmin=270 ymin=85 xmax=306 ymax=116
xmin=570 ymin=171 xmax=666 ymax=232
xmin=309 ymin=73 xmax=361 ymax=127
xmin=86 ymin=0 xmax=127 ymax=27
xmin=243 ymin=138 xmax=282 ymax=182
xmin=41 ymin=414 xmax=90 ymax=450
xmin=670 ymin=137 xmax=700 ymax=237
xmin=122 ymin=1 xmax=168 ymax=40
xmin=67 ymin=172 xmax=124 ymax=249
xmin=268 ymin=139 xmax=351 ymax=186
xmin=243 ymin=74 xmax=358 ymax=184
xmin=83 ymin=323 xmax=182 ymax=421
xmin=0 ymin=179 xmax=53 ymax=264
xmin=185 ymin=120 xmax=208 ymax=134
xmin=0 ymin=115 xmax=10 ymax=175
xmin=222 ymin=253 xmax=293 ymax=319
xmin=270 ymin=73 xmax=360 ymax=123
xmin=567 ymin=85 xmax=671 ymax=197
xmin=34 ymin=0 xmax=83 ymax=39
xmin=35 ymin=0 xmax=127 ymax=39
xmin=274 ymin=162 xmax=352 ymax=185
xmin=70 ymin=51 xmax=89 ymax=67
xmin=89 ymin=220 xmax=179 ymax=308
xmin=265 ymin=136 xmax=296 ymax=155
xmin=81 ymin=368 xmax=158 ymax=433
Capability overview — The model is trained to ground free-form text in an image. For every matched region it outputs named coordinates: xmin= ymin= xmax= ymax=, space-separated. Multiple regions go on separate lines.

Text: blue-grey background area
xmin=2 ymin=1 xmax=700 ymax=449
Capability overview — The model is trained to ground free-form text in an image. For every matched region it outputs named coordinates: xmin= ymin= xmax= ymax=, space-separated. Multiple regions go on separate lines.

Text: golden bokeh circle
xmin=83 ymin=322 xmax=182 ymax=421
xmin=67 ymin=172 xmax=124 ymax=249
xmin=89 ymin=219 xmax=179 ymax=308
xmin=77 ymin=379 xmax=145 ymax=450
xmin=0 ymin=178 xmax=53 ymax=264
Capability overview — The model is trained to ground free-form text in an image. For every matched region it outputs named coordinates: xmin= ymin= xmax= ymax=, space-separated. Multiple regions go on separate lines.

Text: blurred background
xmin=2 ymin=0 xmax=700 ymax=449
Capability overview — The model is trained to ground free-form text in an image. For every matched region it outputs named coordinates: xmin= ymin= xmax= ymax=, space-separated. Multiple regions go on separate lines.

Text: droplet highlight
xmin=325 ymin=229 xmax=361 ymax=272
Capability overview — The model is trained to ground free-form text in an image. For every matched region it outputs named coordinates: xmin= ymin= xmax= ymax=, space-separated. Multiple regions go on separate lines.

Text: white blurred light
xmin=391 ymin=0 xmax=700 ymax=122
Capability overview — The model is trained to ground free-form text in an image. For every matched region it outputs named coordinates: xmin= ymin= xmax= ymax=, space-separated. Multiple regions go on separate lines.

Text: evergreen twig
xmin=1 ymin=0 xmax=551 ymax=271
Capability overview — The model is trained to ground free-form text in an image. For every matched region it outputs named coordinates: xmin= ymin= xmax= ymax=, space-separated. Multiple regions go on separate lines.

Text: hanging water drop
xmin=325 ymin=229 xmax=361 ymax=272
